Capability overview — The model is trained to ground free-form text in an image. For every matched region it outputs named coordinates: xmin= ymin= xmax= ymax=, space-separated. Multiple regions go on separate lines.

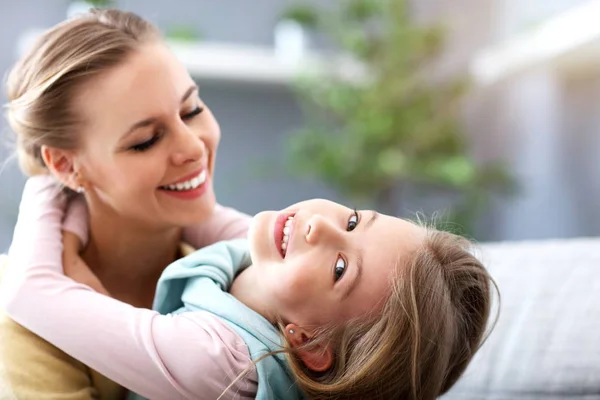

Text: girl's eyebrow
xmin=365 ymin=211 xmax=378 ymax=229
xmin=342 ymin=252 xmax=362 ymax=301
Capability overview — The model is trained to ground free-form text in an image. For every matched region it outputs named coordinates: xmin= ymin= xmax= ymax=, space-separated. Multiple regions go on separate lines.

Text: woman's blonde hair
xmin=5 ymin=9 xmax=160 ymax=176
xmin=282 ymin=226 xmax=496 ymax=400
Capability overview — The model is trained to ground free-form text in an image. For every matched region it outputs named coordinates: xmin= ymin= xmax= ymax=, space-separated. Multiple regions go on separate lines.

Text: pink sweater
xmin=1 ymin=177 xmax=258 ymax=400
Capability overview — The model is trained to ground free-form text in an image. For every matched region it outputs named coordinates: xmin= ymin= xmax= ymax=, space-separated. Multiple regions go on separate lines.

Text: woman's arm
xmin=63 ymin=199 xmax=251 ymax=252
xmin=0 ymin=178 xmax=105 ymax=400
xmin=2 ymin=177 xmax=256 ymax=399
xmin=182 ymin=204 xmax=251 ymax=248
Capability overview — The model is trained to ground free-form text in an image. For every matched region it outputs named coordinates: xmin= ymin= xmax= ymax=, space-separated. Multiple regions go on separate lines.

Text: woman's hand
xmin=62 ymin=231 xmax=110 ymax=296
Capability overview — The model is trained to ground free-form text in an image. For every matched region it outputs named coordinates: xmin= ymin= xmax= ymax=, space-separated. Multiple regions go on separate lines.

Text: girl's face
xmin=73 ymin=42 xmax=220 ymax=229
xmin=248 ymin=199 xmax=426 ymax=328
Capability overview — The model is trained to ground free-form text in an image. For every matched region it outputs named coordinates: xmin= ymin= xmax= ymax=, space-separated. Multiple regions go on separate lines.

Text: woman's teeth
xmin=281 ymin=216 xmax=293 ymax=256
xmin=162 ymin=170 xmax=207 ymax=191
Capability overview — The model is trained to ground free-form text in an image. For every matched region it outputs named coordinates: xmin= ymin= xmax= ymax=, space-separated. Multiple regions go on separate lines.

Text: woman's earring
xmin=72 ymin=172 xmax=85 ymax=194
xmin=289 ymin=329 xmax=295 ymax=334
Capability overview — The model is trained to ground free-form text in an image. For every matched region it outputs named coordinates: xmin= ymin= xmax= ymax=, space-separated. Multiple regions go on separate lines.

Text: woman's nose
xmin=170 ymin=122 xmax=205 ymax=166
xmin=305 ymin=214 xmax=342 ymax=245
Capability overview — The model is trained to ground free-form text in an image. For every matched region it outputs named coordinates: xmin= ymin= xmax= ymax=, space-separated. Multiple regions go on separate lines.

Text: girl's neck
xmin=230 ymin=266 xmax=274 ymax=323
xmin=81 ymin=206 xmax=182 ymax=308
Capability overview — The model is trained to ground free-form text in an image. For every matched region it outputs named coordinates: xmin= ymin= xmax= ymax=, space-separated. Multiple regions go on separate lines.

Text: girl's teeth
xmin=281 ymin=216 xmax=294 ymax=256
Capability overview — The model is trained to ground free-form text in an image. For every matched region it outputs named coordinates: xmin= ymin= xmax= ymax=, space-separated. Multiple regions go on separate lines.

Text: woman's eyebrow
xmin=180 ymin=84 xmax=198 ymax=103
xmin=120 ymin=85 xmax=199 ymax=140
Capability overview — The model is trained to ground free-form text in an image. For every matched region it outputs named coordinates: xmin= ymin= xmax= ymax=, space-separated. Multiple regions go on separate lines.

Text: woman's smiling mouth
xmin=159 ymin=169 xmax=206 ymax=191
xmin=158 ymin=169 xmax=209 ymax=200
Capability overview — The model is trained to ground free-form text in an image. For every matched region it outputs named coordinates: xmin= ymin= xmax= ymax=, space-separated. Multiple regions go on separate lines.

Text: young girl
xmin=2 ymin=177 xmax=496 ymax=400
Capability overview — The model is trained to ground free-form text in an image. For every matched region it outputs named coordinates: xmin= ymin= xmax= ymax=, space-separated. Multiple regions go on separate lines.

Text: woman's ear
xmin=284 ymin=324 xmax=333 ymax=372
xmin=41 ymin=145 xmax=81 ymax=191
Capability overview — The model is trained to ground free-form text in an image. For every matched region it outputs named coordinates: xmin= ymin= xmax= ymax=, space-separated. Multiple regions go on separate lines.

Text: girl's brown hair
xmin=282 ymin=226 xmax=496 ymax=399
xmin=5 ymin=9 xmax=160 ymax=176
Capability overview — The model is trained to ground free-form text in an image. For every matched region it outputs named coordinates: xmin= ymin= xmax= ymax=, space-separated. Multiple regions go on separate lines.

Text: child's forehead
xmin=364 ymin=214 xmax=425 ymax=259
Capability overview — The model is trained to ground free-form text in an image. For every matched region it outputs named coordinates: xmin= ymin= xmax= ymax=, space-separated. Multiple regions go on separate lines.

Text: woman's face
xmin=73 ymin=42 xmax=219 ymax=229
xmin=247 ymin=199 xmax=426 ymax=328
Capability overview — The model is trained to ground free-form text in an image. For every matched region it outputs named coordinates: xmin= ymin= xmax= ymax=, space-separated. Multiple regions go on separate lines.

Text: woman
xmin=3 ymin=176 xmax=496 ymax=400
xmin=0 ymin=8 xmax=250 ymax=399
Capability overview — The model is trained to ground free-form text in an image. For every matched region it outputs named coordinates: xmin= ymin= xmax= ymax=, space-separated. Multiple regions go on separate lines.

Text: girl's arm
xmin=2 ymin=177 xmax=257 ymax=400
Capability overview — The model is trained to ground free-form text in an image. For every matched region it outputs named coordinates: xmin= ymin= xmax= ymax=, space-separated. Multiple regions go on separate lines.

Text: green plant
xmin=165 ymin=25 xmax=202 ymax=42
xmin=71 ymin=0 xmax=115 ymax=7
xmin=283 ymin=0 xmax=515 ymax=236
xmin=279 ymin=3 xmax=320 ymax=29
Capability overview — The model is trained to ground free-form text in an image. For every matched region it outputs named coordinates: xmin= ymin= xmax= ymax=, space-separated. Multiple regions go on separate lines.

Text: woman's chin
xmin=168 ymin=193 xmax=217 ymax=227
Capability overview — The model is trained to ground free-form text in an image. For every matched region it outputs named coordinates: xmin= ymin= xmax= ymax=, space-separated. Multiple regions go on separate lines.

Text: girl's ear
xmin=284 ymin=323 xmax=333 ymax=372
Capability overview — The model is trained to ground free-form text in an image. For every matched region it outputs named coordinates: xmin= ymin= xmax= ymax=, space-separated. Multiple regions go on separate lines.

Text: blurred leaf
xmin=165 ymin=25 xmax=202 ymax=42
xmin=439 ymin=156 xmax=476 ymax=186
xmin=378 ymin=148 xmax=407 ymax=177
xmin=279 ymin=3 xmax=320 ymax=28
xmin=343 ymin=0 xmax=383 ymax=22
xmin=75 ymin=0 xmax=114 ymax=7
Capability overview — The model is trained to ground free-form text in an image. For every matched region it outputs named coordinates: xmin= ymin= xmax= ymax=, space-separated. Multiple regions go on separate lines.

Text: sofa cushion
xmin=442 ymin=237 xmax=600 ymax=400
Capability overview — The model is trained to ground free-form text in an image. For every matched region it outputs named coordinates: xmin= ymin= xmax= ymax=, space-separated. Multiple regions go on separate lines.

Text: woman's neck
xmin=81 ymin=207 xmax=182 ymax=308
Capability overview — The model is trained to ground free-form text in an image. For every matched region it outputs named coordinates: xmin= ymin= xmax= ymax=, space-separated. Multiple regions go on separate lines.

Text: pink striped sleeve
xmin=2 ymin=177 xmax=258 ymax=400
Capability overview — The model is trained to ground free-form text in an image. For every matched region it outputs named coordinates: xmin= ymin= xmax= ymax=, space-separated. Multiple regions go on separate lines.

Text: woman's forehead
xmin=75 ymin=43 xmax=192 ymax=122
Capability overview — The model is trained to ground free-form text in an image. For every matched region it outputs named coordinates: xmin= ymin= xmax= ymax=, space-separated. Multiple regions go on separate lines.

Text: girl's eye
xmin=130 ymin=133 xmax=160 ymax=152
xmin=182 ymin=106 xmax=204 ymax=121
xmin=334 ymin=256 xmax=347 ymax=282
xmin=347 ymin=210 xmax=359 ymax=231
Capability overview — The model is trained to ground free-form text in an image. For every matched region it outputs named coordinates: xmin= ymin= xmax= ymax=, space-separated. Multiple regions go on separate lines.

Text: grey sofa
xmin=442 ymin=237 xmax=600 ymax=400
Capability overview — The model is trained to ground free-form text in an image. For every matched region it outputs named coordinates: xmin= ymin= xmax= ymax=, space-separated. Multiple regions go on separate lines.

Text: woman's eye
xmin=334 ymin=256 xmax=347 ymax=282
xmin=130 ymin=134 xmax=160 ymax=152
xmin=346 ymin=210 xmax=359 ymax=231
xmin=182 ymin=106 xmax=204 ymax=121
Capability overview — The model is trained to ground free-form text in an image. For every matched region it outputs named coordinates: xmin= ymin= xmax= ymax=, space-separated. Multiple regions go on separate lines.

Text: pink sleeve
xmin=2 ymin=177 xmax=257 ymax=400
xmin=62 ymin=196 xmax=89 ymax=245
xmin=6 ymin=176 xmax=66 ymax=269
xmin=182 ymin=204 xmax=251 ymax=249
xmin=63 ymin=201 xmax=251 ymax=251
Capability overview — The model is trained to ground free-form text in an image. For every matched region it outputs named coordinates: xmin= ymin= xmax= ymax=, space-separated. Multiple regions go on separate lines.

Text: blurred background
xmin=0 ymin=0 xmax=598 ymax=251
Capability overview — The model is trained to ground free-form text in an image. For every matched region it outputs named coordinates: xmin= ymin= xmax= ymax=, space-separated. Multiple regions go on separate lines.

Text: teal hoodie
xmin=128 ymin=239 xmax=304 ymax=400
